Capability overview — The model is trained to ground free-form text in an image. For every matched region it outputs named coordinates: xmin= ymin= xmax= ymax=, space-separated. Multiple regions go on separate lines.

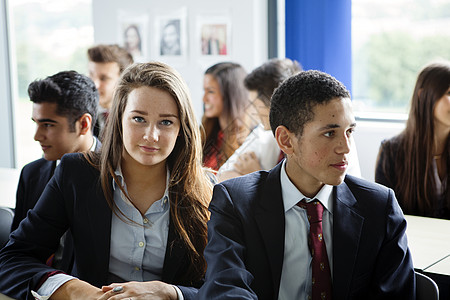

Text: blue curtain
xmin=285 ymin=0 xmax=352 ymax=92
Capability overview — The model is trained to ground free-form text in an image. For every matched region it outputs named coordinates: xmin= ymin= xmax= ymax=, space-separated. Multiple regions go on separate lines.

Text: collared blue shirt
xmin=35 ymin=164 xmax=184 ymax=299
xmin=109 ymin=165 xmax=170 ymax=282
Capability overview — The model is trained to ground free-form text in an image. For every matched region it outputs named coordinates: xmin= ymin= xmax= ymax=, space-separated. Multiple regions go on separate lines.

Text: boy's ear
xmin=275 ymin=125 xmax=294 ymax=155
xmin=78 ymin=113 xmax=92 ymax=135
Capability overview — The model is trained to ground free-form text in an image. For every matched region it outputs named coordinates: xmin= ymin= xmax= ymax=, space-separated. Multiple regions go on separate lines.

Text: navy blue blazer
xmin=0 ymin=153 xmax=201 ymax=300
xmin=11 ymin=158 xmax=55 ymax=232
xmin=11 ymin=137 xmax=103 ymax=232
xmin=198 ymin=163 xmax=416 ymax=299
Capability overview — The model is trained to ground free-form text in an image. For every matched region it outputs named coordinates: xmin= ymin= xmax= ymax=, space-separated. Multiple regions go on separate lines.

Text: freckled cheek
xmin=162 ymin=130 xmax=179 ymax=146
xmin=311 ymin=149 xmax=328 ymax=166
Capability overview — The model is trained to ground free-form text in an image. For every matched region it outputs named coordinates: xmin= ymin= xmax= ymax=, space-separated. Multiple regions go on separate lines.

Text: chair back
xmin=416 ymin=271 xmax=439 ymax=300
xmin=0 ymin=206 xmax=14 ymax=248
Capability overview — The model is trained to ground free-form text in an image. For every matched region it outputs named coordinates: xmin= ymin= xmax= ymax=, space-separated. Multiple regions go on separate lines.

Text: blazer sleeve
xmin=197 ymin=184 xmax=257 ymax=300
xmin=0 ymin=162 xmax=70 ymax=300
xmin=11 ymin=168 xmax=27 ymax=232
xmin=368 ymin=188 xmax=415 ymax=300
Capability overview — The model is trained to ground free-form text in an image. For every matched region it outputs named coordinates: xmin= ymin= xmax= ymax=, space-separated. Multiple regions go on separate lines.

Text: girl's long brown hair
xmin=202 ymin=62 xmax=257 ymax=169
xmin=380 ymin=62 xmax=450 ymax=216
xmin=87 ymin=62 xmax=212 ymax=282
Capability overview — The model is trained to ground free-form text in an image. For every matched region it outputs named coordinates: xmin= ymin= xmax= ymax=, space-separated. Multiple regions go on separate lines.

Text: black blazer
xmin=198 ymin=162 xmax=416 ymax=300
xmin=11 ymin=158 xmax=56 ymax=232
xmin=376 ymin=136 xmax=450 ymax=218
xmin=0 ymin=153 xmax=201 ymax=300
xmin=11 ymin=137 xmax=103 ymax=232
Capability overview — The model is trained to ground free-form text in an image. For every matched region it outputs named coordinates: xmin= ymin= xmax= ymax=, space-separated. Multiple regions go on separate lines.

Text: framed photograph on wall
xmin=154 ymin=7 xmax=187 ymax=63
xmin=196 ymin=15 xmax=231 ymax=58
xmin=118 ymin=11 xmax=149 ymax=62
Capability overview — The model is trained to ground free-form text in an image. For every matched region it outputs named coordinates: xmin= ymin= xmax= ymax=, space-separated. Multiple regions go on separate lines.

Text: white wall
xmin=353 ymin=119 xmax=405 ymax=182
xmin=90 ymin=0 xmax=405 ymax=184
xmin=91 ymin=0 xmax=268 ymax=122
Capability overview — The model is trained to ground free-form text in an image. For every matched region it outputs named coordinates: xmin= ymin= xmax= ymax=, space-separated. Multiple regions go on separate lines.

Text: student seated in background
xmin=11 ymin=70 xmax=100 ymax=230
xmin=376 ymin=61 xmax=450 ymax=219
xmin=198 ymin=70 xmax=415 ymax=300
xmin=10 ymin=70 xmax=101 ymax=273
xmin=202 ymin=62 xmax=258 ymax=171
xmin=0 ymin=62 xmax=212 ymax=300
xmin=217 ymin=59 xmax=361 ymax=181
xmin=87 ymin=44 xmax=133 ymax=138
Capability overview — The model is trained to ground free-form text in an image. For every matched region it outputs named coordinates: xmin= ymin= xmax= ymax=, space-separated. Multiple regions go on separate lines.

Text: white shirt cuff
xmin=31 ymin=274 xmax=76 ymax=299
xmin=173 ymin=285 xmax=184 ymax=300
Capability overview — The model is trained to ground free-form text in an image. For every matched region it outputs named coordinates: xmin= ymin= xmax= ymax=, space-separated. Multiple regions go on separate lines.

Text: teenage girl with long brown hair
xmin=202 ymin=62 xmax=257 ymax=171
xmin=0 ymin=62 xmax=212 ymax=300
xmin=376 ymin=61 xmax=450 ymax=218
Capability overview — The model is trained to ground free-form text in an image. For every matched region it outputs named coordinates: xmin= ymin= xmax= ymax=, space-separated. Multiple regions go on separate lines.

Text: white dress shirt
xmin=217 ymin=124 xmax=280 ymax=173
xmin=278 ymin=160 xmax=334 ymax=300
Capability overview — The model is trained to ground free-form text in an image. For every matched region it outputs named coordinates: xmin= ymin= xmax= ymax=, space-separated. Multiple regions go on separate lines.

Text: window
xmin=10 ymin=0 xmax=93 ymax=169
xmin=352 ymin=0 xmax=450 ymax=117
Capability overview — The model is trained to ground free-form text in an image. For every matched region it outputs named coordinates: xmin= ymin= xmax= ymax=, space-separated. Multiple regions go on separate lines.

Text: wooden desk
xmin=405 ymin=215 xmax=450 ymax=271
xmin=0 ymin=167 xmax=20 ymax=209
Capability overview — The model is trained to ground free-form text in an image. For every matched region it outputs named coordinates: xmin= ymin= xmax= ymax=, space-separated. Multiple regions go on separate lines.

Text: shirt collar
xmin=90 ymin=137 xmax=97 ymax=152
xmin=113 ymin=163 xmax=170 ymax=209
xmin=55 ymin=137 xmax=96 ymax=167
xmin=280 ymin=160 xmax=333 ymax=213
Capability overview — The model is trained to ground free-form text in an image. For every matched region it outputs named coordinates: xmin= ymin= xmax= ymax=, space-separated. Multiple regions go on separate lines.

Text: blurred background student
xmin=218 ymin=58 xmax=362 ymax=181
xmin=376 ymin=61 xmax=450 ymax=219
xmin=87 ymin=44 xmax=133 ymax=138
xmin=201 ymin=62 xmax=258 ymax=171
xmin=0 ymin=62 xmax=212 ymax=300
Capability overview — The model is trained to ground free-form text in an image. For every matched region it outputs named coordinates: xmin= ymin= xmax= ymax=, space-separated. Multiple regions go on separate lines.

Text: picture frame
xmin=118 ymin=11 xmax=149 ymax=62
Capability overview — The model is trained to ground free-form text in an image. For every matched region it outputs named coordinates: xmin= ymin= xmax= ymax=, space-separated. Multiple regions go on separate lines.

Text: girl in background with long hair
xmin=202 ymin=62 xmax=257 ymax=171
xmin=376 ymin=61 xmax=450 ymax=218
xmin=0 ymin=62 xmax=212 ymax=300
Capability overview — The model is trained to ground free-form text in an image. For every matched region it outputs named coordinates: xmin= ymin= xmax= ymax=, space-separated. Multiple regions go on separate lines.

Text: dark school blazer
xmin=198 ymin=162 xmax=416 ymax=300
xmin=0 ymin=153 xmax=201 ymax=300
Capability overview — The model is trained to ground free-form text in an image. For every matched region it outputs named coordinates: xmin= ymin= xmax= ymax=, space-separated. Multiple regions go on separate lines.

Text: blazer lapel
xmin=86 ymin=181 xmax=112 ymax=285
xmin=161 ymin=217 xmax=185 ymax=283
xmin=332 ymin=181 xmax=364 ymax=299
xmin=34 ymin=160 xmax=56 ymax=199
xmin=255 ymin=164 xmax=285 ymax=298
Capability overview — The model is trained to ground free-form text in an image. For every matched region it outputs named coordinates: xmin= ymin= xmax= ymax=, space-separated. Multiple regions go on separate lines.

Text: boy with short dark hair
xmin=12 ymin=71 xmax=101 ymax=271
xmin=199 ymin=70 xmax=415 ymax=299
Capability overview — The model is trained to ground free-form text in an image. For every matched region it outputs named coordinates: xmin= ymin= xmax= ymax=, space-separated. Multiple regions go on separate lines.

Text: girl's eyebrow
xmin=129 ymin=110 xmax=178 ymax=119
xmin=159 ymin=113 xmax=179 ymax=119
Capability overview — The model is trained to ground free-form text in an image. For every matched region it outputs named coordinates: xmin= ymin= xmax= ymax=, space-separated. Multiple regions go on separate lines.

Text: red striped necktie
xmin=297 ymin=199 xmax=332 ymax=300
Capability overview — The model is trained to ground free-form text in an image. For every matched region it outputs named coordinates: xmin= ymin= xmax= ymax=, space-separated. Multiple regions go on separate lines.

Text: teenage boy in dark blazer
xmin=198 ymin=70 xmax=416 ymax=300
xmin=11 ymin=71 xmax=101 ymax=271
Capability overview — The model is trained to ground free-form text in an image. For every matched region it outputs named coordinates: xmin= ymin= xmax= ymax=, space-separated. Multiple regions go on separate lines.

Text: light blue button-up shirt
xmin=109 ymin=165 xmax=170 ymax=282
xmin=278 ymin=160 xmax=334 ymax=300
xmin=36 ymin=165 xmax=183 ymax=299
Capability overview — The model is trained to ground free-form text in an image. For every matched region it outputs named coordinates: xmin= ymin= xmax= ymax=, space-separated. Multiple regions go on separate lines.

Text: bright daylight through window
xmin=10 ymin=0 xmax=93 ymax=169
xmin=352 ymin=0 xmax=450 ymax=118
